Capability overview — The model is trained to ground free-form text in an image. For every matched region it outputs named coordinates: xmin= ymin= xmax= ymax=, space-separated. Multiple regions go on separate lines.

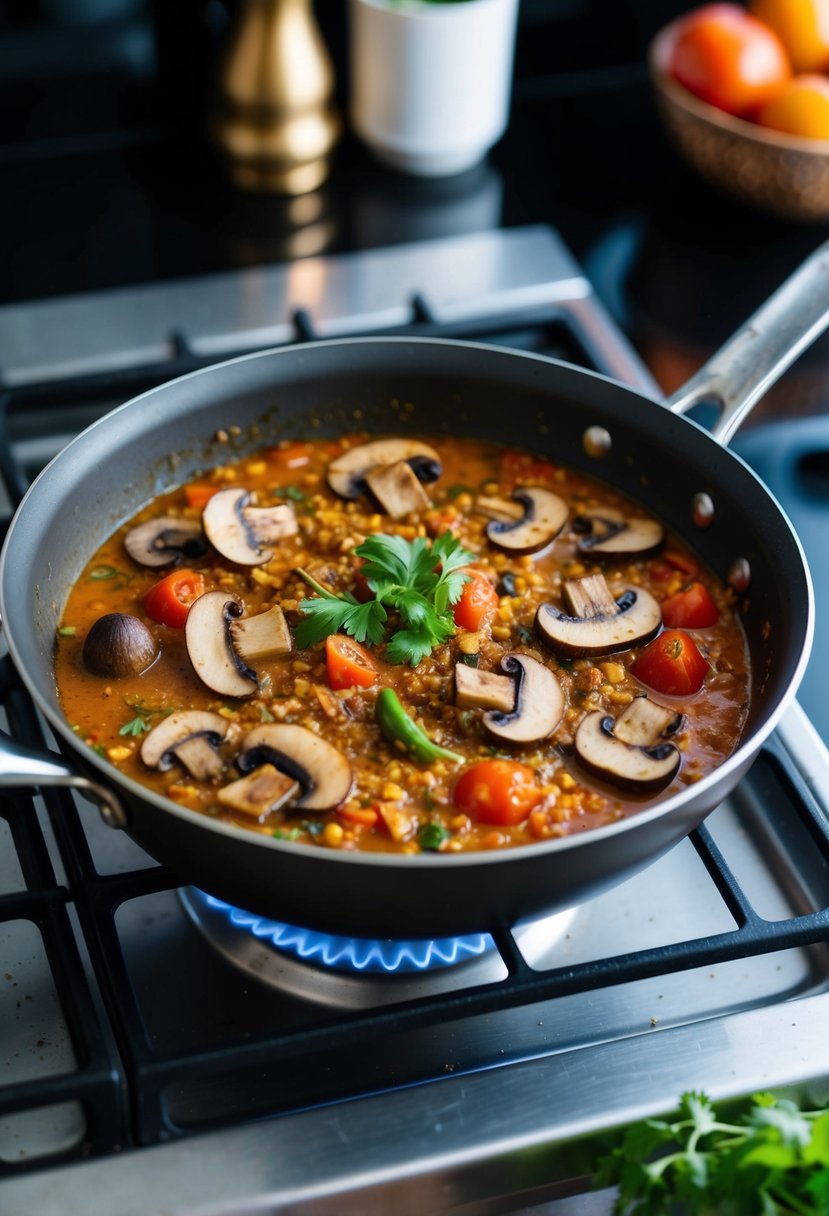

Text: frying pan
xmin=0 ymin=245 xmax=827 ymax=940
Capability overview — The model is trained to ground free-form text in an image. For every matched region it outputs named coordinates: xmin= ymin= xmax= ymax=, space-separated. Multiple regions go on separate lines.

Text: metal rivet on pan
xmin=728 ymin=558 xmax=751 ymax=593
xmin=692 ymin=492 xmax=715 ymax=529
xmin=583 ymin=426 xmax=611 ymax=458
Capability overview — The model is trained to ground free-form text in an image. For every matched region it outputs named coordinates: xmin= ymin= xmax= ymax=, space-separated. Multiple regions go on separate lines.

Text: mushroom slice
xmin=327 ymin=438 xmax=442 ymax=500
xmin=575 ymin=697 xmax=682 ymax=792
xmin=482 ymin=654 xmax=564 ymax=746
xmin=574 ymin=507 xmax=664 ymax=559
xmin=475 ymin=495 xmax=525 ymax=523
xmin=231 ymin=604 xmax=292 ymax=662
xmin=184 ymin=592 xmax=256 ymax=698
xmin=141 ymin=711 xmax=228 ymax=780
xmin=217 ymin=764 xmax=301 ymax=820
xmin=454 ymin=664 xmax=516 ymax=713
xmin=365 ymin=460 xmax=432 ymax=518
xmin=202 ymin=487 xmax=298 ymax=566
xmin=486 ymin=488 xmax=568 ymax=556
xmin=535 ymin=572 xmax=661 ymax=659
xmin=124 ymin=516 xmax=208 ymax=568
xmin=236 ymin=724 xmax=352 ymax=811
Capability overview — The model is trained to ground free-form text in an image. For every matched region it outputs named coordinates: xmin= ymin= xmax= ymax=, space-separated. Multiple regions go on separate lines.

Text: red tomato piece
xmin=668 ymin=3 xmax=791 ymax=116
xmin=631 ymin=629 xmax=710 ymax=696
xmin=325 ymin=635 xmax=378 ymax=690
xmin=144 ymin=569 xmax=205 ymax=629
xmin=660 ymin=581 xmax=719 ymax=629
xmin=453 ymin=760 xmax=543 ymax=826
xmin=453 ymin=570 xmax=499 ymax=631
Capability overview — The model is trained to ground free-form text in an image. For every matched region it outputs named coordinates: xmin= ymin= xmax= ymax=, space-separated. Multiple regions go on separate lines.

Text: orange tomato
xmin=453 ymin=760 xmax=543 ymax=826
xmin=750 ymin=0 xmax=829 ymax=72
xmin=144 ymin=569 xmax=205 ymax=628
xmin=669 ymin=3 xmax=791 ymax=115
xmin=453 ymin=570 xmax=499 ymax=631
xmin=756 ymin=73 xmax=829 ymax=136
xmin=325 ymin=635 xmax=378 ymax=690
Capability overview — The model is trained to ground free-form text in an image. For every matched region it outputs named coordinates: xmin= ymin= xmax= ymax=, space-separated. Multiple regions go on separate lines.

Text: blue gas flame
xmin=200 ymin=892 xmax=494 ymax=974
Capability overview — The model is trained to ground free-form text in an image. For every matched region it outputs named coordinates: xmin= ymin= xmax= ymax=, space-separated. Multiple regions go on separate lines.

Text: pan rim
xmin=0 ymin=335 xmax=815 ymax=871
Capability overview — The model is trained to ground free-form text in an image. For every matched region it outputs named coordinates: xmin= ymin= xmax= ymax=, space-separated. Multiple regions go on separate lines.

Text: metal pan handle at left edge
xmin=0 ymin=730 xmax=128 ymax=829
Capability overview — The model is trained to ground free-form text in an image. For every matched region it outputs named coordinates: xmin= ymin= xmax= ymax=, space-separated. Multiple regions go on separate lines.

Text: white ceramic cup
xmin=349 ymin=0 xmax=519 ymax=177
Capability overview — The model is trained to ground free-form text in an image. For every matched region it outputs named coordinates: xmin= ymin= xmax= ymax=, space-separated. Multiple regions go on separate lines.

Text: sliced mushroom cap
xmin=482 ymin=654 xmax=564 ymax=746
xmin=327 ymin=439 xmax=442 ymax=500
xmin=202 ymin=487 xmax=298 ymax=566
xmin=536 ymin=572 xmax=661 ymax=659
xmin=82 ymin=613 xmax=158 ymax=678
xmin=486 ymin=488 xmax=568 ymax=556
xmin=185 ymin=592 xmax=257 ymax=697
xmin=573 ymin=508 xmax=664 ymax=560
xmin=124 ymin=517 xmax=208 ymax=568
xmin=574 ymin=696 xmax=682 ymax=792
xmin=140 ymin=711 xmax=229 ymax=780
xmin=236 ymin=724 xmax=352 ymax=811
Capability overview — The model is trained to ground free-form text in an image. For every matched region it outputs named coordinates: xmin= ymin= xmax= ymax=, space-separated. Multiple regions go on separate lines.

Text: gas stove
xmin=3 ymin=227 xmax=829 ymax=1215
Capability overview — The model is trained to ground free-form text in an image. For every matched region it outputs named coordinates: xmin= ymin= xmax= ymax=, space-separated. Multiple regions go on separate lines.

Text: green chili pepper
xmin=375 ymin=688 xmax=463 ymax=765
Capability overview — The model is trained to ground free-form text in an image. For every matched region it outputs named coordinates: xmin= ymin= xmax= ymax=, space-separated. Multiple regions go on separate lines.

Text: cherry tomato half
xmin=144 ymin=569 xmax=206 ymax=629
xmin=453 ymin=570 xmax=499 ymax=632
xmin=453 ymin=760 xmax=543 ymax=826
xmin=631 ymin=629 xmax=710 ymax=697
xmin=325 ymin=634 xmax=378 ymax=690
xmin=669 ymin=3 xmax=791 ymax=116
xmin=660 ymin=581 xmax=719 ymax=629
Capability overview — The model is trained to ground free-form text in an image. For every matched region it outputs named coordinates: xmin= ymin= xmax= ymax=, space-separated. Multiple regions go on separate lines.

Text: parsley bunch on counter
xmin=295 ymin=531 xmax=473 ymax=666
xmin=596 ymin=1090 xmax=829 ymax=1216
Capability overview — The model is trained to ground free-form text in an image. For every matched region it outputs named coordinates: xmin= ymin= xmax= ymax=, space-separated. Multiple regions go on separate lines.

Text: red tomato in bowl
xmin=144 ymin=569 xmax=205 ymax=628
xmin=453 ymin=570 xmax=499 ymax=631
xmin=669 ymin=3 xmax=791 ymax=115
xmin=631 ymin=630 xmax=710 ymax=697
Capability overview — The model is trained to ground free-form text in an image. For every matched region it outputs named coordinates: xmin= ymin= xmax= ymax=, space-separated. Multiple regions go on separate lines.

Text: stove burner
xmin=179 ymin=887 xmax=520 ymax=1007
xmin=199 ymin=892 xmax=494 ymax=974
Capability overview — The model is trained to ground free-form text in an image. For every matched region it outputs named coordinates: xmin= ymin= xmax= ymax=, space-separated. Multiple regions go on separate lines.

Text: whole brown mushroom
xmin=81 ymin=613 xmax=158 ymax=678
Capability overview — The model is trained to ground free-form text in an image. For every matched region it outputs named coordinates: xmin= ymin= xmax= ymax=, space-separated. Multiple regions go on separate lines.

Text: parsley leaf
xmin=119 ymin=715 xmax=151 ymax=737
xmin=295 ymin=532 xmax=473 ymax=665
xmin=596 ymin=1090 xmax=829 ymax=1216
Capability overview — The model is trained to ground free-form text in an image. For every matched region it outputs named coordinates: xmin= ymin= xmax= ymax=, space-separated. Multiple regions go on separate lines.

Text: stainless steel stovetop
xmin=2 ymin=227 xmax=829 ymax=1216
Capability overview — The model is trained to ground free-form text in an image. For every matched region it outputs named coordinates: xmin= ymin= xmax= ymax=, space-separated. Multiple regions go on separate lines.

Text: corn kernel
xmin=245 ymin=460 xmax=267 ymax=476
xmin=382 ymin=782 xmax=406 ymax=802
xmin=491 ymin=625 xmax=511 ymax=641
xmin=106 ymin=745 xmax=132 ymax=763
xmin=294 ymin=678 xmax=310 ymax=697
xmin=292 ymin=660 xmax=312 ymax=673
xmin=557 ymin=772 xmax=576 ymax=791
xmin=600 ymin=662 xmax=626 ymax=684
xmin=322 ymin=823 xmax=344 ymax=847
xmin=609 ymin=690 xmax=635 ymax=706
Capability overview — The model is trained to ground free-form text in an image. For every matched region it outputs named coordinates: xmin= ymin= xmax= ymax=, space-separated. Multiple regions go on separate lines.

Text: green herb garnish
xmin=119 ymin=715 xmax=151 ymax=737
xmin=595 ymin=1090 xmax=829 ymax=1216
xmin=273 ymin=826 xmax=302 ymax=841
xmin=296 ymin=531 xmax=473 ymax=666
xmin=259 ymin=704 xmax=275 ymax=723
xmin=272 ymin=485 xmax=307 ymax=502
xmin=57 ymin=626 xmax=76 ymax=637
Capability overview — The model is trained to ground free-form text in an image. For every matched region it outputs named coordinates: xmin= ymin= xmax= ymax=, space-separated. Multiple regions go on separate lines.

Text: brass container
xmin=214 ymin=0 xmax=341 ymax=195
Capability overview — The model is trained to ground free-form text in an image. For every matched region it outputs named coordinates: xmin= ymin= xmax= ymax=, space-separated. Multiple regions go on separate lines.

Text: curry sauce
xmin=55 ymin=434 xmax=750 ymax=854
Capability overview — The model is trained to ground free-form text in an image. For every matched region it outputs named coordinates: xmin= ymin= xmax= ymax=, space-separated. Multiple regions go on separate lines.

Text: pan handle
xmin=0 ymin=730 xmax=128 ymax=829
xmin=664 ymin=240 xmax=829 ymax=446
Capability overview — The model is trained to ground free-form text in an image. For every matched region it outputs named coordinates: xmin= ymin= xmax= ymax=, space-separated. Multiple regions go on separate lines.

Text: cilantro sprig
xmin=595 ymin=1090 xmax=829 ymax=1216
xmin=295 ymin=531 xmax=474 ymax=666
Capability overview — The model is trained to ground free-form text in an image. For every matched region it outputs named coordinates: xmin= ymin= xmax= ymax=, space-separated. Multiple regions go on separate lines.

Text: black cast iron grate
xmin=3 ymin=303 xmax=829 ymax=1172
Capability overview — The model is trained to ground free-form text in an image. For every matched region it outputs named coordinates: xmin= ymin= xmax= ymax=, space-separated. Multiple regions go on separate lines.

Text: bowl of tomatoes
xmin=649 ymin=2 xmax=829 ymax=220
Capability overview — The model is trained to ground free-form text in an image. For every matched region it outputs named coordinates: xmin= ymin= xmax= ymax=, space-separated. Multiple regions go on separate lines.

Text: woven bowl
xmin=649 ymin=20 xmax=829 ymax=222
